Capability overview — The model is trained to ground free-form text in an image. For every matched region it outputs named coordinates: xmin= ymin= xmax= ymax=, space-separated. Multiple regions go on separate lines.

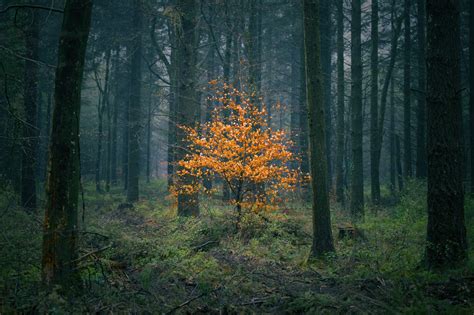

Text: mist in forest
xmin=0 ymin=0 xmax=473 ymax=313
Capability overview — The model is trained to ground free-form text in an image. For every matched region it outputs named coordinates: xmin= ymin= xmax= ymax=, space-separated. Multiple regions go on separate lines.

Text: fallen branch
xmin=192 ymin=240 xmax=218 ymax=251
xmin=166 ymin=286 xmax=221 ymax=314
xmin=72 ymin=244 xmax=112 ymax=264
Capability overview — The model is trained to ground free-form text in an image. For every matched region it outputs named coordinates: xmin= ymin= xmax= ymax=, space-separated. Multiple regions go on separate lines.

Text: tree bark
xmin=21 ymin=11 xmax=40 ymax=211
xmin=126 ymin=0 xmax=143 ymax=203
xmin=416 ymin=0 xmax=427 ymax=178
xmin=350 ymin=0 xmax=364 ymax=219
xmin=370 ymin=0 xmax=380 ymax=205
xmin=470 ymin=0 xmax=474 ymax=192
xmin=426 ymin=0 xmax=467 ymax=269
xmin=335 ymin=0 xmax=345 ymax=205
xmin=303 ymin=0 xmax=335 ymax=256
xmin=41 ymin=0 xmax=92 ymax=290
xmin=404 ymin=0 xmax=412 ymax=177
xmin=176 ymin=0 xmax=199 ymax=216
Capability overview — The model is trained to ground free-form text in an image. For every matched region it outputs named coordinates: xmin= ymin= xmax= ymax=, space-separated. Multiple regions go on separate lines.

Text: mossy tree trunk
xmin=426 ymin=0 xmax=467 ymax=269
xmin=350 ymin=0 xmax=364 ymax=219
xmin=41 ymin=0 xmax=92 ymax=290
xmin=126 ymin=0 xmax=143 ymax=203
xmin=21 ymin=11 xmax=39 ymax=211
xmin=303 ymin=0 xmax=335 ymax=256
xmin=176 ymin=0 xmax=199 ymax=216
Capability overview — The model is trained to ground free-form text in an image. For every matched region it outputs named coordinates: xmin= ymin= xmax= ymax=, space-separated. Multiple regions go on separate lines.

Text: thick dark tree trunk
xmin=335 ymin=0 xmax=345 ymax=204
xmin=350 ymin=0 xmax=364 ymax=219
xmin=404 ymin=0 xmax=412 ymax=177
xmin=41 ymin=0 xmax=92 ymax=291
xmin=126 ymin=0 xmax=143 ymax=203
xmin=320 ymin=0 xmax=333 ymax=188
xmin=21 ymin=13 xmax=39 ymax=211
xmin=176 ymin=0 xmax=199 ymax=216
xmin=426 ymin=0 xmax=467 ymax=269
xmin=470 ymin=0 xmax=474 ymax=193
xmin=303 ymin=0 xmax=335 ymax=256
xmin=416 ymin=0 xmax=427 ymax=178
xmin=370 ymin=0 xmax=380 ymax=205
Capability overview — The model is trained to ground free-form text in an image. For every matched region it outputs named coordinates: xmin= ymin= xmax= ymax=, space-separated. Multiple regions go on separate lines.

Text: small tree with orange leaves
xmin=175 ymin=82 xmax=298 ymax=225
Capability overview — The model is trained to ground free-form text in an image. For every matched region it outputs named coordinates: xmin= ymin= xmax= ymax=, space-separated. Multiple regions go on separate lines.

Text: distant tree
xmin=41 ymin=0 xmax=92 ymax=290
xmin=303 ymin=0 xmax=335 ymax=255
xmin=425 ymin=0 xmax=467 ymax=268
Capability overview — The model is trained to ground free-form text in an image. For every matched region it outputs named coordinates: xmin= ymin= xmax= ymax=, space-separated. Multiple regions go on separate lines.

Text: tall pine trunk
xmin=350 ymin=0 xmax=364 ymax=218
xmin=416 ymin=0 xmax=427 ymax=178
xmin=370 ymin=0 xmax=380 ymax=204
xmin=303 ymin=0 xmax=335 ymax=256
xmin=335 ymin=0 xmax=345 ymax=204
xmin=176 ymin=0 xmax=199 ymax=216
xmin=426 ymin=0 xmax=467 ymax=269
xmin=403 ymin=0 xmax=412 ymax=177
xmin=126 ymin=0 xmax=143 ymax=203
xmin=21 ymin=12 xmax=39 ymax=211
xmin=41 ymin=0 xmax=92 ymax=290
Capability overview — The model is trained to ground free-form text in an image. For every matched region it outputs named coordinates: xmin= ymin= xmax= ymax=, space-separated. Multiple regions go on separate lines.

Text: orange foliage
xmin=175 ymin=82 xmax=299 ymax=217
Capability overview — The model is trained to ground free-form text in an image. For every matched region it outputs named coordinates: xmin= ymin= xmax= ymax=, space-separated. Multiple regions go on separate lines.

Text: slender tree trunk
xmin=395 ymin=134 xmax=404 ymax=191
xmin=303 ymin=0 xmax=335 ymax=256
xmin=127 ymin=0 xmax=143 ymax=203
xmin=299 ymin=40 xmax=310 ymax=200
xmin=335 ymin=0 xmax=345 ymax=204
xmin=111 ymin=48 xmax=119 ymax=185
xmin=167 ymin=23 xmax=178 ymax=190
xmin=320 ymin=0 xmax=333 ymax=189
xmin=350 ymin=0 xmax=364 ymax=218
xmin=176 ymin=0 xmax=199 ymax=216
xmin=426 ymin=0 xmax=467 ymax=269
xmin=390 ymin=77 xmax=396 ymax=193
xmin=404 ymin=0 xmax=412 ymax=177
xmin=370 ymin=0 xmax=380 ymax=205
xmin=95 ymin=96 xmax=104 ymax=192
xmin=470 ymin=0 xmax=474 ymax=193
xmin=416 ymin=0 xmax=427 ymax=178
xmin=41 ymin=0 xmax=92 ymax=290
xmin=146 ymin=75 xmax=152 ymax=184
xmin=222 ymin=14 xmax=232 ymax=201
xmin=104 ymin=50 xmax=111 ymax=192
xmin=21 ymin=11 xmax=39 ymax=211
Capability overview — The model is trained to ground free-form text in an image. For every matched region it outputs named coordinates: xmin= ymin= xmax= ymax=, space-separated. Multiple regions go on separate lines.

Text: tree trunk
xmin=395 ymin=134 xmax=404 ymax=191
xmin=335 ymin=0 xmax=345 ymax=205
xmin=416 ymin=0 xmax=427 ymax=178
xmin=176 ymin=0 xmax=199 ymax=216
xmin=320 ymin=0 xmax=333 ymax=189
xmin=126 ymin=0 xmax=143 ymax=203
xmin=370 ymin=0 xmax=380 ymax=205
xmin=350 ymin=0 xmax=364 ymax=219
xmin=41 ymin=0 xmax=92 ymax=290
xmin=95 ymin=96 xmax=104 ymax=192
xmin=104 ymin=50 xmax=111 ymax=192
xmin=426 ymin=0 xmax=467 ymax=269
xmin=21 ymin=12 xmax=39 ymax=211
xmin=111 ymin=48 xmax=120 ymax=185
xmin=390 ymin=76 xmax=396 ymax=193
xmin=404 ymin=0 xmax=412 ymax=177
xmin=303 ymin=0 xmax=335 ymax=256
xmin=470 ymin=0 xmax=474 ymax=192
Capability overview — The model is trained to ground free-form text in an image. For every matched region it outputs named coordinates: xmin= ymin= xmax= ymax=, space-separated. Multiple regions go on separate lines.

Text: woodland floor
xmin=1 ymin=180 xmax=474 ymax=313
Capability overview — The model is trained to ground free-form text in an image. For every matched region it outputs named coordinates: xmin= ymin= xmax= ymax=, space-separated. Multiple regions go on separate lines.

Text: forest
xmin=0 ymin=0 xmax=473 ymax=313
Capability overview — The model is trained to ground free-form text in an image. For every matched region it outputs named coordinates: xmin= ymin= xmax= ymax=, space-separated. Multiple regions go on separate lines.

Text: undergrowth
xmin=1 ymin=179 xmax=474 ymax=313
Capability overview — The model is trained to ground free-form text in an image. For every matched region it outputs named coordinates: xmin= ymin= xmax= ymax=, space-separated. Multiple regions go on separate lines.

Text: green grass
xmin=1 ymin=179 xmax=474 ymax=313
